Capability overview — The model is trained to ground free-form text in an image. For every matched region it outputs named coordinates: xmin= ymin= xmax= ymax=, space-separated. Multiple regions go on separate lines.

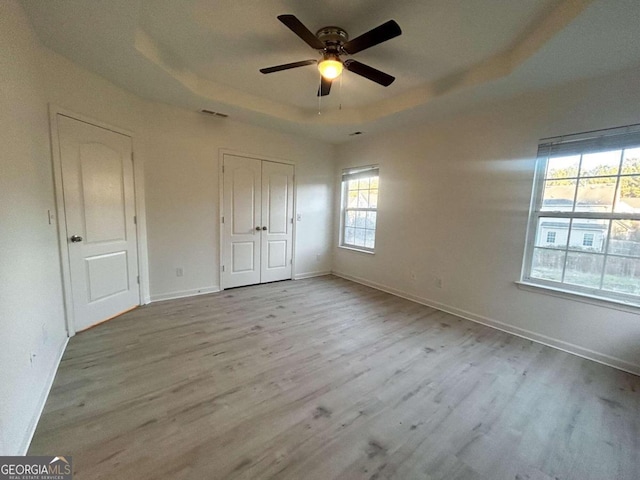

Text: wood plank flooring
xmin=29 ymin=275 xmax=640 ymax=479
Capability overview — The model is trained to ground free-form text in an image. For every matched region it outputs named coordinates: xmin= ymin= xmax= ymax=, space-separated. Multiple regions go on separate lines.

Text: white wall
xmin=0 ymin=1 xmax=68 ymax=455
xmin=141 ymin=102 xmax=334 ymax=299
xmin=333 ymin=66 xmax=640 ymax=374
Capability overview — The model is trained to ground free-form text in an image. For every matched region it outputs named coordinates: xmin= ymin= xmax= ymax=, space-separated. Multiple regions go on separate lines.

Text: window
xmin=522 ymin=125 xmax=640 ymax=306
xmin=340 ymin=165 xmax=379 ymax=252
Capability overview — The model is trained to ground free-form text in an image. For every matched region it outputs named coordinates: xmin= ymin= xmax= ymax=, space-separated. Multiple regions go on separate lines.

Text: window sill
xmin=515 ymin=281 xmax=640 ymax=314
xmin=338 ymin=245 xmax=375 ymax=255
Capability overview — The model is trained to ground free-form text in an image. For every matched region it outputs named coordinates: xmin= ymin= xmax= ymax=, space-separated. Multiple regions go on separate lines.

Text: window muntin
xmin=341 ymin=166 xmax=379 ymax=252
xmin=523 ymin=127 xmax=640 ymax=305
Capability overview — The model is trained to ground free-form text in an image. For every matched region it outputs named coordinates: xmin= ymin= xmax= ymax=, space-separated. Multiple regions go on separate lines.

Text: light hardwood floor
xmin=29 ymin=276 xmax=639 ymax=479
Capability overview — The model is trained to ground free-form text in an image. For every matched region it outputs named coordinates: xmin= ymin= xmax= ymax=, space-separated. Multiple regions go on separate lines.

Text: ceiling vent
xmin=200 ymin=109 xmax=228 ymax=118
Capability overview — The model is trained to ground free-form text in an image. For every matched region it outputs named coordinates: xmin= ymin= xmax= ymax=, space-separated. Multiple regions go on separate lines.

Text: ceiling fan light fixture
xmin=318 ymin=57 xmax=343 ymax=80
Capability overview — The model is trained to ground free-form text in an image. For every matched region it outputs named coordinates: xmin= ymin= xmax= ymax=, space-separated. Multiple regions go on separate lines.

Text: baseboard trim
xmin=19 ymin=337 xmax=69 ymax=455
xmin=150 ymin=286 xmax=220 ymax=303
xmin=294 ymin=271 xmax=331 ymax=280
xmin=331 ymin=271 xmax=640 ymax=377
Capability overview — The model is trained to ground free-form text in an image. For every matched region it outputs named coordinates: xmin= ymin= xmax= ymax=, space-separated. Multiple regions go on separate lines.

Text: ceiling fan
xmin=260 ymin=15 xmax=402 ymax=97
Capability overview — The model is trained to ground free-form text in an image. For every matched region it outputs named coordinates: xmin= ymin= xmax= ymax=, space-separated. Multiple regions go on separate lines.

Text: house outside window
xmin=340 ymin=165 xmax=379 ymax=252
xmin=522 ymin=125 xmax=640 ymax=306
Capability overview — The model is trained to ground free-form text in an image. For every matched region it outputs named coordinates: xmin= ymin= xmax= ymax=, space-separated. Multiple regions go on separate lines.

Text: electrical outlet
xmin=47 ymin=209 xmax=55 ymax=225
xmin=296 ymin=213 xmax=302 ymax=221
xmin=435 ymin=277 xmax=443 ymax=288
xmin=29 ymin=352 xmax=36 ymax=366
xmin=176 ymin=267 xmax=184 ymax=277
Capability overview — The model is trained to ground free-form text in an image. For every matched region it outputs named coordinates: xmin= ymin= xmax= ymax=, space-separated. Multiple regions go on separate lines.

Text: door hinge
xmin=137 ymin=275 xmax=140 ymax=284
xmin=131 ymin=152 xmax=134 ymax=162
xmin=291 ymin=217 xmax=294 ymax=224
xmin=133 ymin=215 xmax=137 ymax=225
xmin=222 ymin=265 xmax=225 ymax=272
xmin=222 ymin=165 xmax=225 ymax=173
xmin=290 ymin=258 xmax=292 ymax=265
xmin=221 ymin=216 xmax=224 ymax=224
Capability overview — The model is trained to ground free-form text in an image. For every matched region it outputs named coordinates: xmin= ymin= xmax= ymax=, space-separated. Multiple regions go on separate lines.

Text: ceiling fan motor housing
xmin=316 ymin=26 xmax=349 ymax=52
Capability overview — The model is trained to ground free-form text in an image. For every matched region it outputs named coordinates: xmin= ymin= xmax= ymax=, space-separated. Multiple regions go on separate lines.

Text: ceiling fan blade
xmin=343 ymin=20 xmax=402 ymax=54
xmin=317 ymin=76 xmax=332 ymax=96
xmin=277 ymin=14 xmax=325 ymax=50
xmin=344 ymin=59 xmax=395 ymax=86
xmin=260 ymin=59 xmax=317 ymax=74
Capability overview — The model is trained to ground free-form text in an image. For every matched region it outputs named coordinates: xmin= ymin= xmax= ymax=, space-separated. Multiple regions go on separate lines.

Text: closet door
xmin=222 ymin=155 xmax=262 ymax=288
xmin=261 ymin=161 xmax=294 ymax=283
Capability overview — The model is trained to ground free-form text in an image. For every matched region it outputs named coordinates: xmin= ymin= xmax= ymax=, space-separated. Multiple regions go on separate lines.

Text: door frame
xmin=218 ymin=149 xmax=297 ymax=290
xmin=49 ymin=105 xmax=150 ymax=337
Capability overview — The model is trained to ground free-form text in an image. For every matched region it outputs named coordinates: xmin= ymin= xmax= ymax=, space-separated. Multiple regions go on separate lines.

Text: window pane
xmin=535 ymin=218 xmax=569 ymax=249
xmin=564 ymin=252 xmax=604 ymax=288
xmin=531 ymin=248 xmax=565 ymax=282
xmin=369 ymin=189 xmax=378 ymax=208
xmin=608 ymin=220 xmax=640 ymax=257
xmin=366 ymin=211 xmax=377 ymax=230
xmin=344 ymin=227 xmax=355 ymax=245
xmin=575 ymin=177 xmax=617 ymax=213
xmin=357 ymin=190 xmax=369 ymax=208
xmin=345 ymin=211 xmax=355 ymax=227
xmin=370 ymin=177 xmax=379 ymax=189
xmin=348 ymin=179 xmax=359 ymax=191
xmin=568 ymin=219 xmax=608 ymax=253
xmin=541 ymin=180 xmax=576 ymax=212
xmin=348 ymin=190 xmax=358 ymax=208
xmin=603 ymin=256 xmax=640 ymax=295
xmin=365 ymin=230 xmax=375 ymax=249
xmin=546 ymin=155 xmax=580 ymax=179
xmin=354 ymin=228 xmax=366 ymax=247
xmin=358 ymin=178 xmax=370 ymax=190
xmin=622 ymin=148 xmax=640 ymax=175
xmin=580 ymin=150 xmax=621 ymax=177
xmin=355 ymin=211 xmax=366 ymax=228
xmin=615 ymin=175 xmax=640 ymax=213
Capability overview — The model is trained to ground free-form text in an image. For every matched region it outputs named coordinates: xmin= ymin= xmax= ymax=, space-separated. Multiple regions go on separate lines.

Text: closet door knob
xmin=255 ymin=226 xmax=261 ymax=231
xmin=262 ymin=226 xmax=267 ymax=231
xmin=70 ymin=234 xmax=83 ymax=243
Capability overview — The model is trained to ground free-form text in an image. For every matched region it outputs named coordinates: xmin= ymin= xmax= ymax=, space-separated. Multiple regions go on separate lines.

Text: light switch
xmin=296 ymin=213 xmax=302 ymax=221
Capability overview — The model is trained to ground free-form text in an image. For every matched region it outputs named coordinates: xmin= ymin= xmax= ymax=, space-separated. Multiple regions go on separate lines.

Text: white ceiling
xmin=19 ymin=0 xmax=640 ymax=143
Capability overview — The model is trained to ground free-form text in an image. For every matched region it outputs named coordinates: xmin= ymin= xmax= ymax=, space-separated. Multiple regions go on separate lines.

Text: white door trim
xmin=49 ymin=105 xmax=150 ymax=337
xmin=218 ymin=149 xmax=297 ymax=290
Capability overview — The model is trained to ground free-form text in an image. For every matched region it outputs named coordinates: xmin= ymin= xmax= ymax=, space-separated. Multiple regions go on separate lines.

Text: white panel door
xmin=261 ymin=161 xmax=294 ymax=283
xmin=222 ymin=155 xmax=262 ymax=288
xmin=58 ymin=115 xmax=139 ymax=331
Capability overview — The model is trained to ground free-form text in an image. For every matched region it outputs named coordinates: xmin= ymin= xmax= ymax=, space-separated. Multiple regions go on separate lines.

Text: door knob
xmin=70 ymin=234 xmax=83 ymax=243
xmin=262 ymin=226 xmax=267 ymax=231
xmin=256 ymin=226 xmax=261 ymax=231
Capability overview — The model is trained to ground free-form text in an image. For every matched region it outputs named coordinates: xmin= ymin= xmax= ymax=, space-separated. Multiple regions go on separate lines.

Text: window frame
xmin=340 ymin=165 xmax=379 ymax=253
xmin=521 ymin=125 xmax=640 ymax=308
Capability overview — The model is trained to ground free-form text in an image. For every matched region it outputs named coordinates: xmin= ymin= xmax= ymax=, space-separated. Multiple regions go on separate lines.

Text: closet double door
xmin=222 ymin=154 xmax=294 ymax=288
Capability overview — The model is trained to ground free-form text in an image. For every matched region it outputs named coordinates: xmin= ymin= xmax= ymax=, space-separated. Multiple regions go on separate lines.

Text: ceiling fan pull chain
xmin=318 ymin=76 xmax=322 ymax=115
xmin=339 ymin=74 xmax=343 ymax=111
